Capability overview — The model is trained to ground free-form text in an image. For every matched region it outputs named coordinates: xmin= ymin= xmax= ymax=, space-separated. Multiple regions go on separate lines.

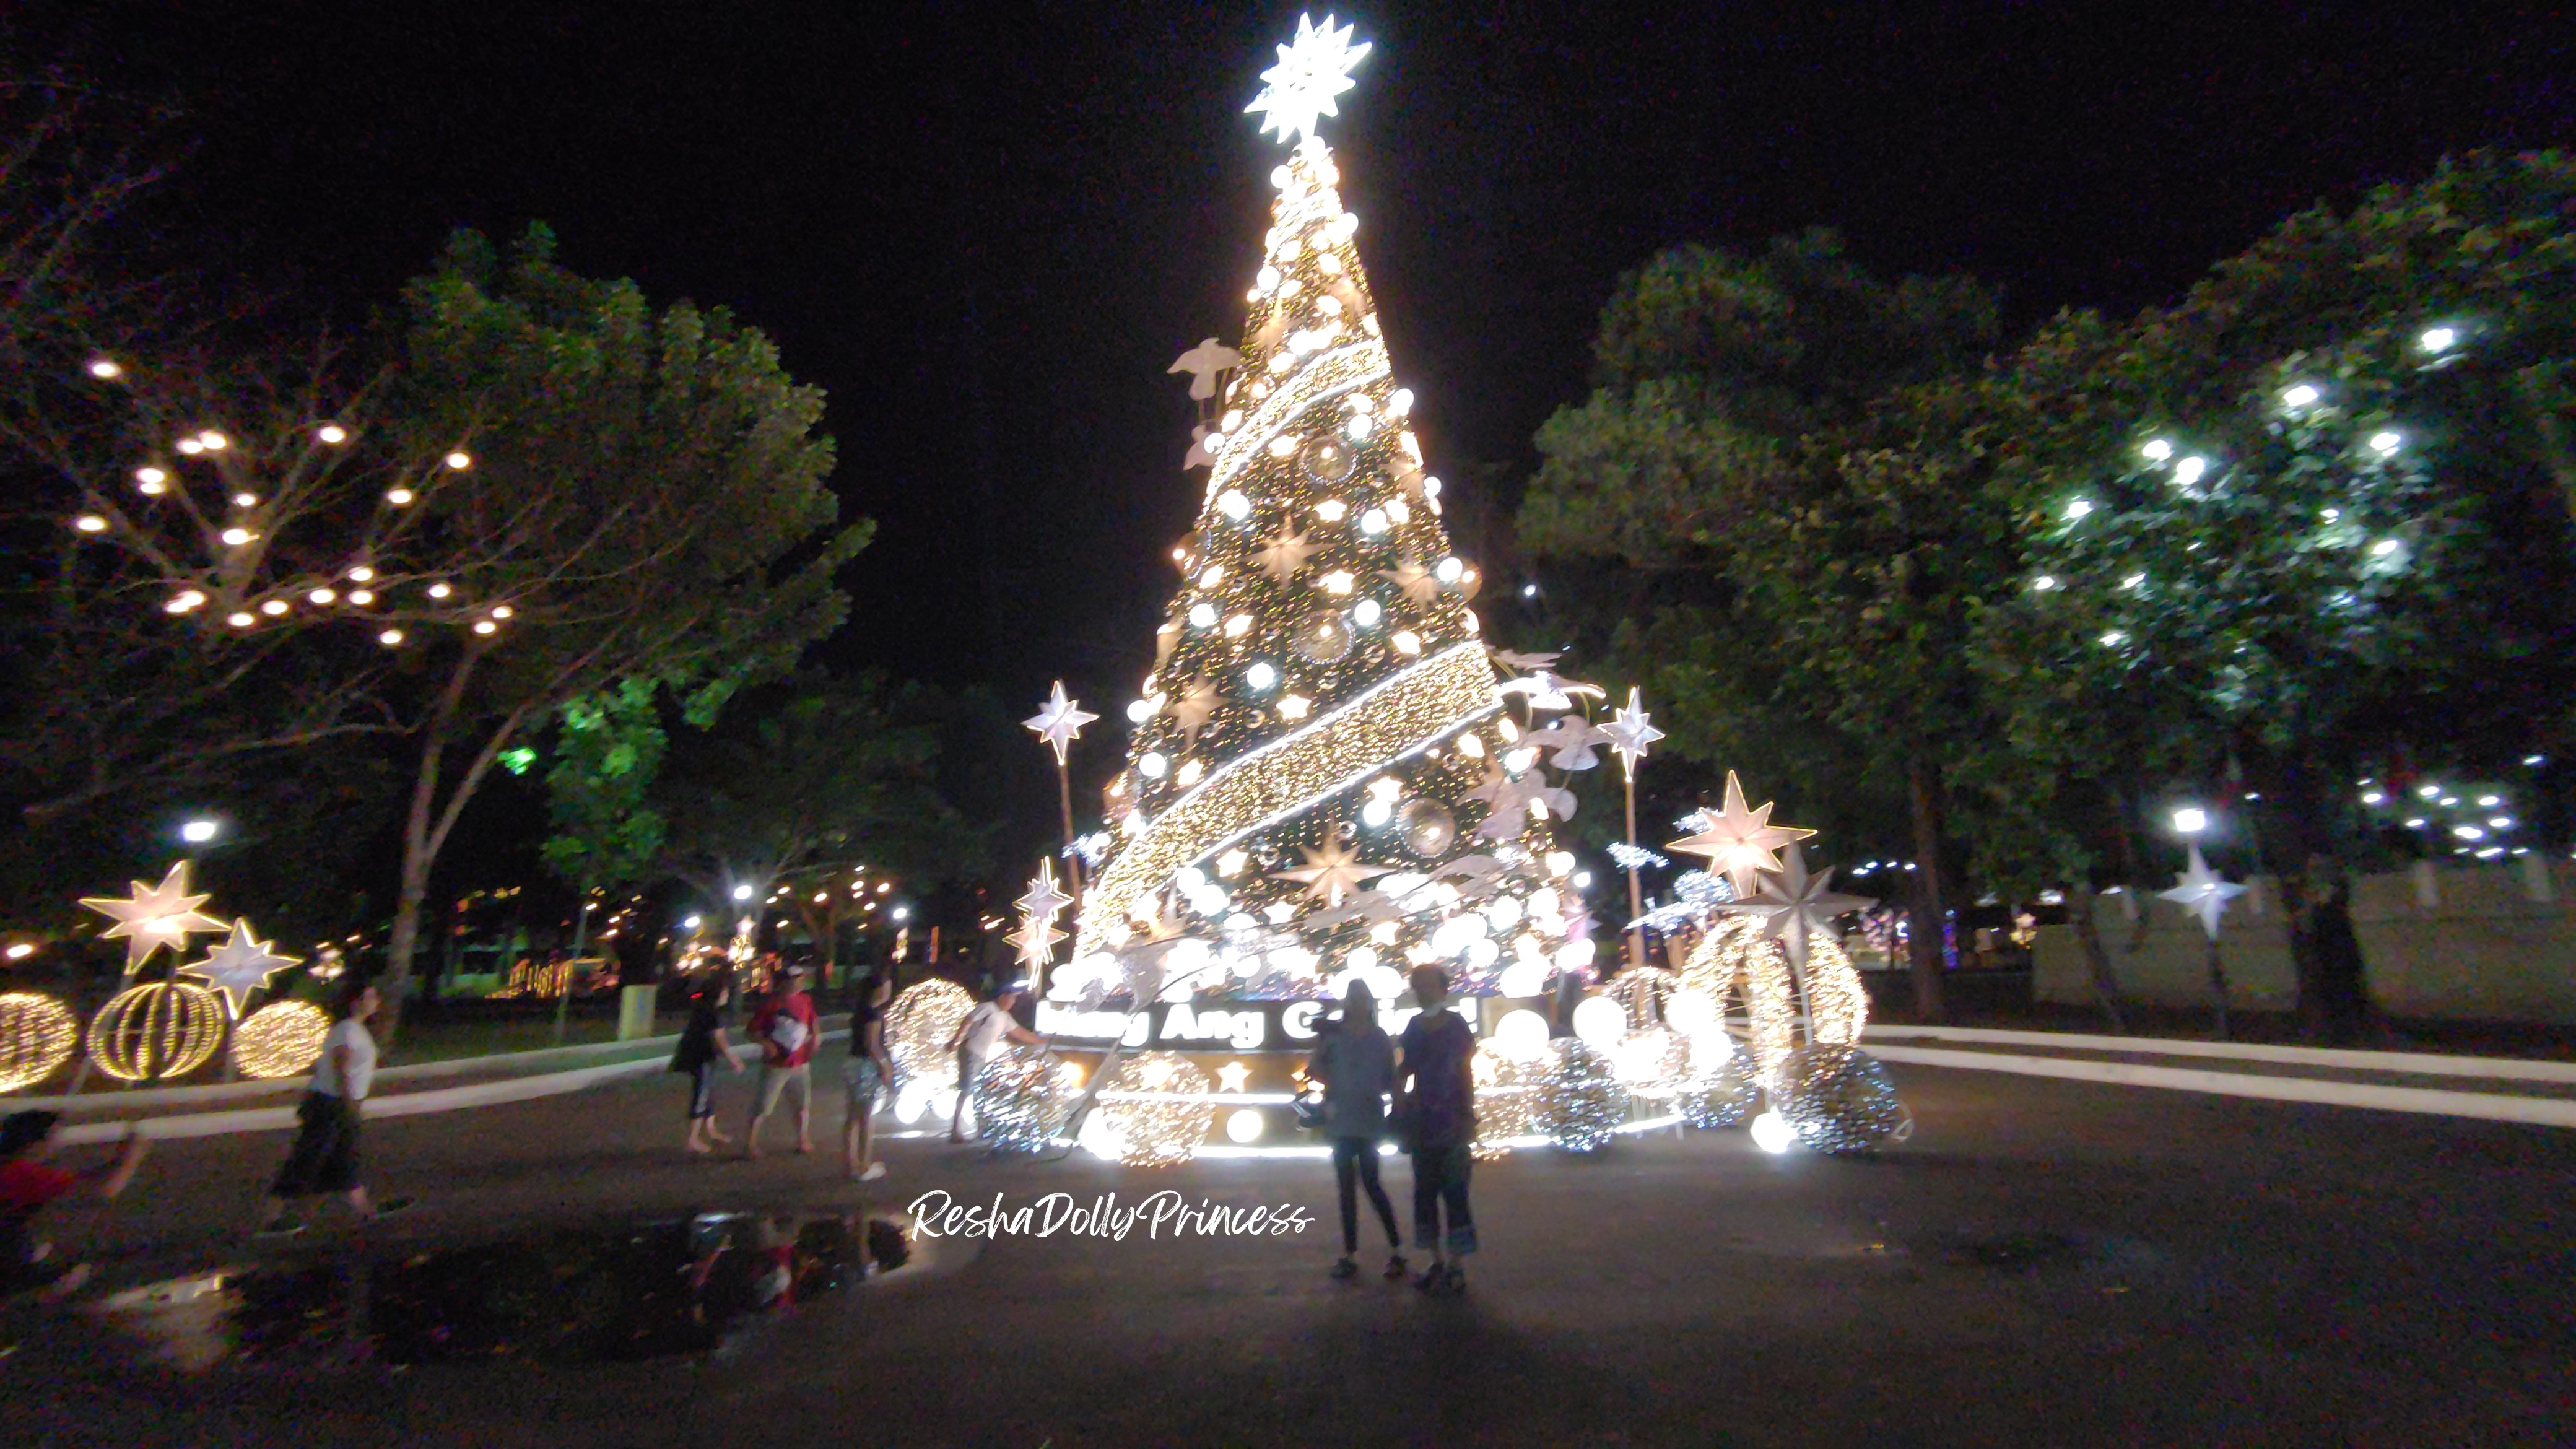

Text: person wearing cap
xmin=744 ymin=963 xmax=822 ymax=1158
xmin=943 ymin=981 xmax=1042 ymax=1143
xmin=1 ymin=1112 xmax=147 ymax=1303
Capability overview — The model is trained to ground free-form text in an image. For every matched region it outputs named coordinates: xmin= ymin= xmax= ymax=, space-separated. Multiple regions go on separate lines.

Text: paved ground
xmin=4 ymin=1043 xmax=2571 ymax=1448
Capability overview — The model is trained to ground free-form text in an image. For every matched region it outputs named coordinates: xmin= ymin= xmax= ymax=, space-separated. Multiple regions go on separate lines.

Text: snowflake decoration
xmin=1246 ymin=13 xmax=1372 ymax=146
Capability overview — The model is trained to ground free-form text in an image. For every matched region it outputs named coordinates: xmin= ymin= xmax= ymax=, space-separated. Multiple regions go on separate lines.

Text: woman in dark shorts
xmin=842 ymin=973 xmax=895 ymax=1181
xmin=673 ymin=976 xmax=746 ymax=1154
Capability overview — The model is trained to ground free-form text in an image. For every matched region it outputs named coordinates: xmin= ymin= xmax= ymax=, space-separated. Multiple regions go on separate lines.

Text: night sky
xmin=50 ymin=1 xmax=2575 ymax=716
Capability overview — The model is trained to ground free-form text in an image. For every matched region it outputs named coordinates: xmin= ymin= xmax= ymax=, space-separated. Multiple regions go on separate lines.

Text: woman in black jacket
xmin=1306 ymin=979 xmax=1406 ymax=1281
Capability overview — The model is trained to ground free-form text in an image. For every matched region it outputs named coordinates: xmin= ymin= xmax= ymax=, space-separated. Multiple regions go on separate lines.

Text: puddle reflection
xmin=90 ymin=1210 xmax=913 ymax=1372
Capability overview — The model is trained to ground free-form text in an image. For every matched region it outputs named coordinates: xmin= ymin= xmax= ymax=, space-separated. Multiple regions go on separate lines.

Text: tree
xmin=1978 ymin=150 xmax=2576 ymax=1030
xmin=17 ymin=224 xmax=869 ymax=1037
xmin=655 ymin=672 xmax=980 ymax=971
xmin=1518 ymin=231 xmax=2001 ymax=1017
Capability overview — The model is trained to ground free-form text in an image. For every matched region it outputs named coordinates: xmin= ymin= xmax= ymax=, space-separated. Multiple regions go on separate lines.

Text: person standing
xmin=258 ymin=981 xmax=409 ymax=1235
xmin=1 ymin=1113 xmax=148 ymax=1303
xmin=842 ymin=973 xmax=896 ymax=1181
xmin=1396 ymin=966 xmax=1477 ymax=1295
xmin=744 ymin=965 xmax=820 ymax=1158
xmin=672 ymin=978 xmax=746 ymax=1155
xmin=943 ymin=982 xmax=1041 ymax=1143
xmin=1308 ymin=979 xmax=1406 ymax=1282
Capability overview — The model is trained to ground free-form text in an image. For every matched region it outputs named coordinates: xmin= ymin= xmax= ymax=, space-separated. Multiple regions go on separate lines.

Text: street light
xmin=682 ymin=915 xmax=703 ymax=931
xmin=180 ymin=819 xmax=220 ymax=844
xmin=730 ymin=883 xmax=754 ymax=902
xmin=890 ymin=906 xmax=911 ymax=922
xmin=2172 ymin=806 xmax=2209 ymax=835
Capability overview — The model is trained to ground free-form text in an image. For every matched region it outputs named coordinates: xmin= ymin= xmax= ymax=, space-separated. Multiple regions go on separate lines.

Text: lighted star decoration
xmin=1024 ymin=681 xmax=1098 ymax=765
xmin=1271 ymin=839 xmax=1393 ymax=908
xmin=1016 ymin=861 xmax=1074 ymax=924
xmin=1168 ymin=338 xmax=1243 ymax=401
xmin=1169 ymin=676 xmax=1220 ymax=750
xmin=1599 ymin=688 xmax=1666 ymax=778
xmin=179 ymin=919 xmax=302 ymax=1014
xmin=1716 ymin=844 xmax=1876 ymax=976
xmin=1009 ymin=913 xmax=1067 ymax=972
xmin=1380 ymin=557 xmax=1440 ymax=606
xmin=1256 ymin=526 xmax=1320 ymax=583
xmin=1216 ymin=1060 xmax=1253 ymax=1092
xmin=1668 ymin=771 xmax=1817 ymax=899
xmin=2159 ymin=846 xmax=2248 ymax=941
xmin=79 ymin=861 xmax=228 ymax=974
xmin=1246 ymin=12 xmax=1372 ymax=146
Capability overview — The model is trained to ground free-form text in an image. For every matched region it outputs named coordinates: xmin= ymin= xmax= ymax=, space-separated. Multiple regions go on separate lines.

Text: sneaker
xmin=1383 ymin=1255 xmax=1409 ymax=1281
xmin=1412 ymin=1264 xmax=1444 ymax=1292
xmin=1329 ymin=1256 xmax=1359 ymax=1280
xmin=859 ymin=1162 xmax=888 ymax=1182
xmin=1439 ymin=1264 xmax=1467 ymax=1295
xmin=251 ymin=1219 xmax=307 ymax=1240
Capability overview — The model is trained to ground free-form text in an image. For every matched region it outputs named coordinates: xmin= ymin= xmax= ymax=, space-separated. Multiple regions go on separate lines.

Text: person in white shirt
xmin=942 ymin=983 xmax=1041 ymax=1143
xmin=255 ymin=982 xmax=410 ymax=1236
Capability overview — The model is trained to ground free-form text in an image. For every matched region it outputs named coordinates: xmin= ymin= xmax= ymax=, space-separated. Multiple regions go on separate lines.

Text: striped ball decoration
xmin=87 ymin=981 xmax=227 ymax=1082
xmin=0 ymin=993 xmax=79 ymax=1092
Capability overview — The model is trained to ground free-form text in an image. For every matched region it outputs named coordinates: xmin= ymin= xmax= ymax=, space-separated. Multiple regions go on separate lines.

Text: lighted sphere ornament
xmin=1299 ymin=433 xmax=1355 ymax=483
xmin=87 ymin=981 xmax=227 ymax=1082
xmin=1396 ymin=798 xmax=1457 ymax=856
xmin=0 ymin=992 xmax=79 ymax=1092
xmin=1773 ymin=1044 xmax=1911 ymax=1155
xmin=1469 ymin=1040 xmax=1541 ymax=1159
xmin=1609 ymin=1024 xmax=1689 ymax=1095
xmin=1537 ymin=1038 xmax=1624 ymax=1153
xmin=228 ymin=999 xmax=329 ymax=1079
xmin=1293 ymin=610 xmax=1356 ymax=664
xmin=1092 ymin=1051 xmax=1217 ymax=1167
xmin=884 ymin=980 xmax=975 ymax=1094
xmin=1678 ymin=1040 xmax=1760 ymax=1129
xmin=972 ymin=1046 xmax=1083 ymax=1155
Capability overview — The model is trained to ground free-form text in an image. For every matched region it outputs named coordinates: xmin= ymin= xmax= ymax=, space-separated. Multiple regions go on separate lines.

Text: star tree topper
xmin=1600 ymin=688 xmax=1666 ymax=778
xmin=1716 ymin=843 xmax=1876 ymax=975
xmin=79 ymin=861 xmax=228 ymax=973
xmin=180 ymin=919 xmax=302 ymax=1014
xmin=2158 ymin=846 xmax=2248 ymax=941
xmin=1024 ymin=681 xmax=1098 ymax=766
xmin=1247 ymin=13 xmax=1372 ymax=145
xmin=1668 ymin=771 xmax=1817 ymax=899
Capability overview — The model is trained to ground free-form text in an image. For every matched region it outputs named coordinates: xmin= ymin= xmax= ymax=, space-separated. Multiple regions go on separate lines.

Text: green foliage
xmin=537 ymin=679 xmax=668 ymax=891
xmin=1979 ymin=150 xmax=2576 ymax=860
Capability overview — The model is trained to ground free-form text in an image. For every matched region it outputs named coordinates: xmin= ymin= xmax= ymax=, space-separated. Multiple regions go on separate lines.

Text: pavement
xmin=3 ymin=1041 xmax=2571 ymax=1448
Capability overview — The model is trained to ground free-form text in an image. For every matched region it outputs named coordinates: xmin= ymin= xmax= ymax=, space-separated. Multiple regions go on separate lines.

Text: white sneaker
xmin=860 ymin=1162 xmax=888 ymax=1181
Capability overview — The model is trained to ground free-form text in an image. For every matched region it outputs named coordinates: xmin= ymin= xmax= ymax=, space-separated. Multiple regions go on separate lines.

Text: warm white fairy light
xmin=444 ymin=450 xmax=472 ymax=470
xmin=259 ymin=599 xmax=288 ymax=616
xmin=346 ymin=565 xmax=375 ymax=582
xmin=227 ymin=611 xmax=255 ymax=627
xmin=87 ymin=358 xmax=122 ymax=379
xmin=426 ymin=582 xmax=452 ymax=598
xmin=220 ymin=527 xmax=253 ymax=546
xmin=347 ymin=590 xmax=374 ymax=606
xmin=74 ymin=514 xmax=107 ymax=533
xmin=385 ymin=487 xmax=415 ymax=506
xmin=316 ymin=423 xmax=348 ymax=444
xmin=378 ymin=629 xmax=404 ymax=645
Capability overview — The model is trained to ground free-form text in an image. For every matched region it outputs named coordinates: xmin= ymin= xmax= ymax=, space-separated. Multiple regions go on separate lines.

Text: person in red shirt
xmin=1 ymin=1111 xmax=148 ymax=1304
xmin=743 ymin=964 xmax=821 ymax=1159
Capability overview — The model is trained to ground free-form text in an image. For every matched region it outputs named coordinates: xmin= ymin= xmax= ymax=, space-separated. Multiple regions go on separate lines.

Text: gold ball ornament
xmin=1396 ymin=798 xmax=1456 ymax=856
xmin=87 ymin=981 xmax=227 ymax=1082
xmin=1292 ymin=610 xmax=1356 ymax=664
xmin=1092 ymin=1051 xmax=1216 ymax=1167
xmin=884 ymin=979 xmax=974 ymax=1093
xmin=1298 ymin=434 xmax=1355 ymax=483
xmin=0 ymin=993 xmax=79 ymax=1092
xmin=229 ymin=999 xmax=331 ymax=1079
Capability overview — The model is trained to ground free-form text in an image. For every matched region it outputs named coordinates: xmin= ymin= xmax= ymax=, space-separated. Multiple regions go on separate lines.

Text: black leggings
xmin=1331 ymin=1137 xmax=1401 ymax=1255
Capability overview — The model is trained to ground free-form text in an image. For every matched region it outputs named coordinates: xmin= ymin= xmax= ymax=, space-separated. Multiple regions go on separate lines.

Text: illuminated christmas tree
xmin=1061 ymin=15 xmax=1594 ymax=1007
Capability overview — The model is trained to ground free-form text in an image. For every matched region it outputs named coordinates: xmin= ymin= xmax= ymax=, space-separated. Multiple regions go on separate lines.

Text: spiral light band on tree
xmin=1082 ymin=640 xmax=1501 ymax=942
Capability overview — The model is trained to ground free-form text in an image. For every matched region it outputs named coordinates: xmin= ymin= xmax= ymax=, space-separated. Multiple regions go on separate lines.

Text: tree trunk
xmin=378 ymin=651 xmax=527 ymax=1048
xmin=2263 ymin=757 xmax=2374 ymax=1040
xmin=2065 ymin=884 xmax=2128 ymax=1033
xmin=2203 ymin=933 xmax=2232 ymax=1041
xmin=1905 ymin=759 xmax=1947 ymax=1021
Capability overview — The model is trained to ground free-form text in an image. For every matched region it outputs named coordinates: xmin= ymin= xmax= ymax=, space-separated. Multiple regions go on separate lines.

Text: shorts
xmin=272 ymin=1091 xmax=363 ymax=1197
xmin=685 ymin=1061 xmax=721 ymax=1120
xmin=754 ymin=1061 xmax=812 ymax=1116
xmin=842 ymin=1056 xmax=886 ymax=1115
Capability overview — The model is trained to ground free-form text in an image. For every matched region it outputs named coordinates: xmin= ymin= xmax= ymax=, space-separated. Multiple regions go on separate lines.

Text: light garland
xmin=87 ymin=981 xmax=227 ymax=1081
xmin=0 ymin=993 xmax=79 ymax=1092
xmin=228 ymin=999 xmax=329 ymax=1079
xmin=1084 ymin=642 xmax=1500 ymax=941
xmin=1469 ymin=1039 xmax=1542 ymax=1159
xmin=884 ymin=980 xmax=974 ymax=1094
